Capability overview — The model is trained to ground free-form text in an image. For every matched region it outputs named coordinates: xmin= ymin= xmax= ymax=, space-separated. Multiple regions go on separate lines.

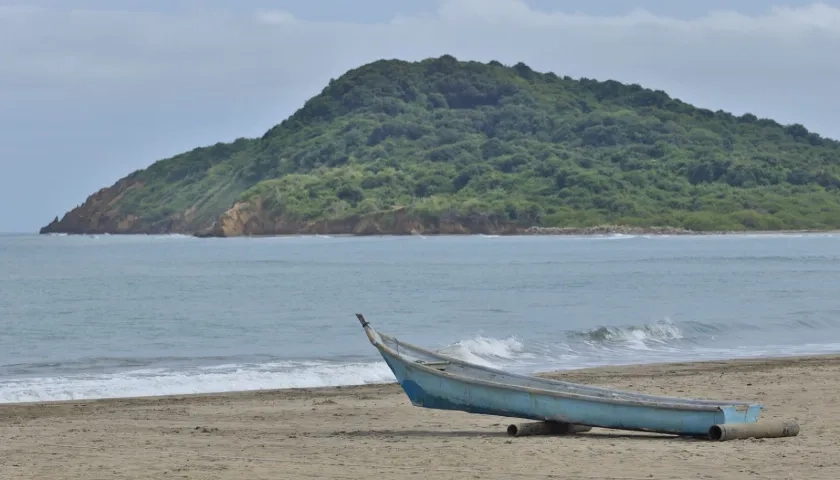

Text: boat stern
xmin=718 ymin=403 xmax=764 ymax=425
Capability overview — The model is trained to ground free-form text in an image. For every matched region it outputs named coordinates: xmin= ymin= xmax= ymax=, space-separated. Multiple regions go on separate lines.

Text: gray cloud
xmin=1 ymin=1 xmax=838 ymax=232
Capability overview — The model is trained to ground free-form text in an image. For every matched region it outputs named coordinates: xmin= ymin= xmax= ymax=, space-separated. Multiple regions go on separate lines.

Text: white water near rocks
xmin=2 ymin=233 xmax=840 ymax=403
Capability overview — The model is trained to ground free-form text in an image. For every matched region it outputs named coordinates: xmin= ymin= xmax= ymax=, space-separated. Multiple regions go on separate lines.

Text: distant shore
xmin=2 ymin=353 xmax=836 ymax=479
xmin=36 ymin=224 xmax=840 ymax=238
xmin=518 ymin=225 xmax=840 ymax=236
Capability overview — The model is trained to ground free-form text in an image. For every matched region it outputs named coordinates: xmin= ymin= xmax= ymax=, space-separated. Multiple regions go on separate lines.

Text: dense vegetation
xmin=75 ymin=55 xmax=840 ymax=232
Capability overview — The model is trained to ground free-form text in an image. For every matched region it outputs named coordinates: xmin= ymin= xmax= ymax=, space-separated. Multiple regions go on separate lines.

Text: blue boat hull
xmin=356 ymin=314 xmax=763 ymax=437
xmin=381 ymin=349 xmax=760 ymax=436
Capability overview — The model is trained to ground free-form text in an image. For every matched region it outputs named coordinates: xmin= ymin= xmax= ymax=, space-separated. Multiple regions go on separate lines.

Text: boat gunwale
xmin=363 ymin=322 xmax=761 ymax=412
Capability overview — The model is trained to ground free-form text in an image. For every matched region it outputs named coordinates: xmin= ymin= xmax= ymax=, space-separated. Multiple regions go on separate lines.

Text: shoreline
xmin=4 ymin=352 xmax=838 ymax=407
xmin=2 ymin=352 xmax=837 ymax=479
xmin=35 ymin=227 xmax=840 ymax=238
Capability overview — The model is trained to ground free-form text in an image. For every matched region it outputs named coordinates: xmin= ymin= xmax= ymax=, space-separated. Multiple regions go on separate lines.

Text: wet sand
xmin=2 ymin=355 xmax=838 ymax=479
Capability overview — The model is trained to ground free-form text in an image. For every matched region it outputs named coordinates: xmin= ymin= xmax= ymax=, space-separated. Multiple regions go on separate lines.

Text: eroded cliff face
xmin=42 ymin=179 xmax=139 ymax=234
xmin=42 ymin=186 xmax=695 ymax=237
xmin=194 ymin=200 xmax=522 ymax=237
xmin=39 ymin=178 xmax=202 ymax=235
xmin=39 ymin=179 xmax=518 ymax=236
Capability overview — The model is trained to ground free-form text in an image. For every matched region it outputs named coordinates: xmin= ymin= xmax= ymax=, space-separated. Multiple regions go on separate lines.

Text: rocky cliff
xmin=40 ymin=178 xmax=160 ymax=234
xmin=195 ymin=201 xmax=524 ymax=237
xmin=40 ymin=177 xmax=208 ymax=235
xmin=37 ymin=179 xmax=697 ymax=237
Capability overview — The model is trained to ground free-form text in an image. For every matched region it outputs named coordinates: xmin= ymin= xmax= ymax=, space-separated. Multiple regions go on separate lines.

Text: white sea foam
xmin=5 ymin=331 xmax=840 ymax=404
xmin=0 ymin=335 xmax=537 ymax=403
xmin=0 ymin=361 xmax=395 ymax=404
xmin=148 ymin=234 xmax=194 ymax=240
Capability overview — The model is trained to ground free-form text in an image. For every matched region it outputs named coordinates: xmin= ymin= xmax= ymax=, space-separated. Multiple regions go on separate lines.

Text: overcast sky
xmin=1 ymin=0 xmax=838 ymax=232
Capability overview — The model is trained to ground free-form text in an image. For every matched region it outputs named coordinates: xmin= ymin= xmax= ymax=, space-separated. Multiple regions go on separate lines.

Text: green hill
xmin=41 ymin=55 xmax=840 ymax=236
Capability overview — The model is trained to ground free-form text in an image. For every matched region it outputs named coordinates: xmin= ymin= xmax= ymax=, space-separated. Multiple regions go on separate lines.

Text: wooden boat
xmin=355 ymin=313 xmax=763 ymax=437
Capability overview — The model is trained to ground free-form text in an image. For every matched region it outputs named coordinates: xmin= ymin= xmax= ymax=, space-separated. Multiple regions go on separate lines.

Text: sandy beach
xmin=1 ymin=355 xmax=838 ymax=480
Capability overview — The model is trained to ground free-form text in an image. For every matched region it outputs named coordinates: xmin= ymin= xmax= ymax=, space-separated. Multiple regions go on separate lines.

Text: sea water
xmin=1 ymin=232 xmax=839 ymax=403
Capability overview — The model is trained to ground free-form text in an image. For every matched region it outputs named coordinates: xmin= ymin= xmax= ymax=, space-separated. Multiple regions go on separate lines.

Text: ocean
xmin=1 ymin=232 xmax=839 ymax=404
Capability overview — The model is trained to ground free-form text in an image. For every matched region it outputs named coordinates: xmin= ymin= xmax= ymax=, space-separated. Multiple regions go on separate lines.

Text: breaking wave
xmin=4 ymin=316 xmax=840 ymax=404
xmin=570 ymin=319 xmax=684 ymax=348
xmin=436 ymin=335 xmax=532 ymax=367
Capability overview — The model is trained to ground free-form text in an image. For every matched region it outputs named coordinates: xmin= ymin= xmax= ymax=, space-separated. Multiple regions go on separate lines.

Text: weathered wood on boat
xmin=355 ymin=313 xmax=766 ymax=438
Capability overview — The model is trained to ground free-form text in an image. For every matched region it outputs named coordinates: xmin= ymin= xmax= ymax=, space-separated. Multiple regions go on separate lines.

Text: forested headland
xmin=41 ymin=55 xmax=840 ymax=236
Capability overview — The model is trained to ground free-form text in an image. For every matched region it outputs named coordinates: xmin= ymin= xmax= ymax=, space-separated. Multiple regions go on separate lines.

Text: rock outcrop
xmin=194 ymin=202 xmax=524 ymax=237
xmin=38 ymin=175 xmax=697 ymax=237
xmin=40 ymin=178 xmax=699 ymax=237
xmin=40 ymin=178 xmax=156 ymax=234
xmin=39 ymin=177 xmax=204 ymax=235
xmin=190 ymin=201 xmax=695 ymax=237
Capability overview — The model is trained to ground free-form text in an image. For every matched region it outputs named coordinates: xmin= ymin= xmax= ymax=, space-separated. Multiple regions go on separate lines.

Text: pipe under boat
xmin=708 ymin=420 xmax=800 ymax=441
xmin=505 ymin=420 xmax=800 ymax=441
xmin=507 ymin=421 xmax=593 ymax=437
